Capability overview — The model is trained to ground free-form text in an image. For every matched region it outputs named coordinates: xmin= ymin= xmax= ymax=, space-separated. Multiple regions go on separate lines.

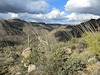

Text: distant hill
xmin=0 ymin=18 xmax=99 ymax=47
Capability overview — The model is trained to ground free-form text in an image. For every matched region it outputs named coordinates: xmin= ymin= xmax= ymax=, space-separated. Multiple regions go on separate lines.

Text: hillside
xmin=0 ymin=19 xmax=100 ymax=75
xmin=0 ymin=18 xmax=99 ymax=47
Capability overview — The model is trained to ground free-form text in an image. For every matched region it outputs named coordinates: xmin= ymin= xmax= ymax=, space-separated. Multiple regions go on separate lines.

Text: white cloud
xmin=0 ymin=1 xmax=100 ymax=25
xmin=19 ymin=13 xmax=46 ymax=22
xmin=67 ymin=13 xmax=100 ymax=21
xmin=46 ymin=8 xmax=65 ymax=20
xmin=8 ymin=13 xmax=18 ymax=18
xmin=0 ymin=13 xmax=18 ymax=19
xmin=1 ymin=9 xmax=99 ymax=24
xmin=18 ymin=9 xmax=66 ymax=23
xmin=66 ymin=13 xmax=100 ymax=24
xmin=64 ymin=0 xmax=100 ymax=24
xmin=66 ymin=0 xmax=90 ymax=8
xmin=27 ymin=0 xmax=48 ymax=13
xmin=65 ymin=0 xmax=100 ymax=15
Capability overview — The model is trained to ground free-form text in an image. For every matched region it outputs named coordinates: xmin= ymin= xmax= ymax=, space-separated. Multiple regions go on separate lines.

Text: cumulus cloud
xmin=0 ymin=0 xmax=48 ymax=13
xmin=0 ymin=13 xmax=18 ymax=19
xmin=67 ymin=13 xmax=100 ymax=21
xmin=0 ymin=0 xmax=100 ymax=24
xmin=18 ymin=8 xmax=67 ymax=23
xmin=46 ymin=8 xmax=65 ymax=20
xmin=19 ymin=13 xmax=45 ymax=22
xmin=1 ymin=8 xmax=99 ymax=24
xmin=65 ymin=0 xmax=100 ymax=15
xmin=66 ymin=13 xmax=100 ymax=24
xmin=63 ymin=0 xmax=100 ymax=24
xmin=8 ymin=13 xmax=18 ymax=18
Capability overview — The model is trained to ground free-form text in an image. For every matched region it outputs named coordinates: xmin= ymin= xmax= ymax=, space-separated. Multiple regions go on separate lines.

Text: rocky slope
xmin=0 ymin=18 xmax=99 ymax=47
xmin=0 ymin=18 xmax=100 ymax=75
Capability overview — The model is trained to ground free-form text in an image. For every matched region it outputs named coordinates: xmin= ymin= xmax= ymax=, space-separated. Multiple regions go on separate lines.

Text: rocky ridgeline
xmin=0 ymin=18 xmax=99 ymax=47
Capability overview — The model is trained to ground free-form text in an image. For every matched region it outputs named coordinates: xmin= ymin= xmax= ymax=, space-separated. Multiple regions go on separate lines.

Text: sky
xmin=48 ymin=0 xmax=67 ymax=11
xmin=0 ymin=0 xmax=100 ymax=24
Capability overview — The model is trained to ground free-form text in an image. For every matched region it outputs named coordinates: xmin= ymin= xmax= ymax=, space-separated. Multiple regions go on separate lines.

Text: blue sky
xmin=0 ymin=0 xmax=100 ymax=24
xmin=48 ymin=0 xmax=67 ymax=11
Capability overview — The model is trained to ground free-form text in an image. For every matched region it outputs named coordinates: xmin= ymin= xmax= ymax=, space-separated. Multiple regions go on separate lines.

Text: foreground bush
xmin=0 ymin=32 xmax=100 ymax=75
xmin=83 ymin=32 xmax=100 ymax=54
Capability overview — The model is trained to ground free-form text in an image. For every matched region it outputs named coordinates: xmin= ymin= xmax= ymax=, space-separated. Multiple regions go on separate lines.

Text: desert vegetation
xmin=0 ymin=19 xmax=100 ymax=75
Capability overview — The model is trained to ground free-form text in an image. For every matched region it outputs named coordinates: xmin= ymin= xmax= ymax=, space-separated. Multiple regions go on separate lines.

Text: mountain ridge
xmin=0 ymin=18 xmax=99 ymax=47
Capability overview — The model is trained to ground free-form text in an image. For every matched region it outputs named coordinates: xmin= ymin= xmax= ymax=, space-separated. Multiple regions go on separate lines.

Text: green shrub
xmin=83 ymin=32 xmax=100 ymax=54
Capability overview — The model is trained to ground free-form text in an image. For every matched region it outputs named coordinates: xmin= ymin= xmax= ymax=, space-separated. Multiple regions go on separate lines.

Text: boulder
xmin=28 ymin=64 xmax=36 ymax=73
